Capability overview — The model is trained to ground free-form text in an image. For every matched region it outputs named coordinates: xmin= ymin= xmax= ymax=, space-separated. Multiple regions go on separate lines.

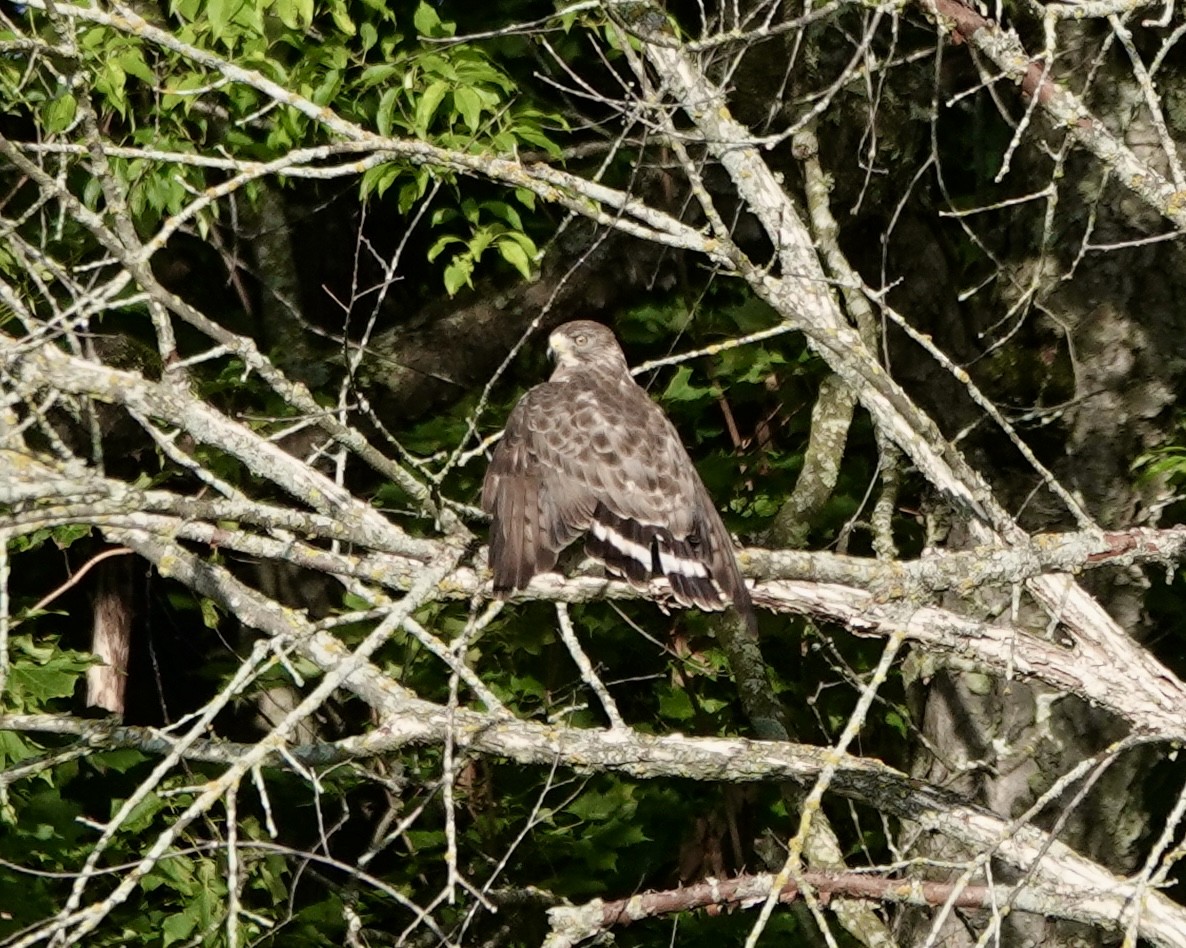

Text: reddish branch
xmin=569 ymin=870 xmax=997 ymax=931
xmin=931 ymin=0 xmax=1065 ymax=109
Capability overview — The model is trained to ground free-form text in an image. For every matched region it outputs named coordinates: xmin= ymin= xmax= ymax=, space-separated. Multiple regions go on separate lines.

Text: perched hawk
xmin=482 ymin=320 xmax=756 ymax=631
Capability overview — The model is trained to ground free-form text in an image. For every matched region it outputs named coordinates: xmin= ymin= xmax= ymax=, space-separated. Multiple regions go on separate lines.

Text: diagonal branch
xmin=923 ymin=0 xmax=1186 ymax=231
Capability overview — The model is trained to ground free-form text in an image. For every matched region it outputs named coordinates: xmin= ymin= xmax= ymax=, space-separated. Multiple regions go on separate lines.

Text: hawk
xmin=482 ymin=320 xmax=756 ymax=631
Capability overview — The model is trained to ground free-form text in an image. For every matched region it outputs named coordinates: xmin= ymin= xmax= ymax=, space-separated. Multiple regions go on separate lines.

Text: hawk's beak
xmin=547 ymin=335 xmax=570 ymax=364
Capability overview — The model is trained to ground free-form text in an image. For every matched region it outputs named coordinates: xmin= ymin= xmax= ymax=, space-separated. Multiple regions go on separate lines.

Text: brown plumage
xmin=481 ymin=320 xmax=756 ymax=631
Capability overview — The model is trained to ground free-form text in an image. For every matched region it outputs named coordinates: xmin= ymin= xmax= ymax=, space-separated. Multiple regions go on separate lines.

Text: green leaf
xmin=312 ymin=69 xmax=343 ymax=106
xmin=207 ymin=0 xmax=230 ymax=40
xmin=413 ymin=1 xmax=450 ymax=37
xmin=496 ymin=236 xmax=533 ymax=279
xmin=514 ymin=122 xmax=562 ymax=156
xmin=662 ymin=365 xmax=714 ymax=403
xmin=0 ymin=729 xmax=36 ymax=769
xmin=96 ymin=60 xmax=128 ymax=115
xmin=273 ymin=0 xmax=314 ymax=29
xmin=377 ymin=86 xmax=400 ymax=137
xmin=359 ymin=21 xmax=378 ymax=51
xmin=6 ymin=636 xmax=92 ymax=707
xmin=361 ymin=162 xmax=401 ymax=198
xmin=116 ymin=49 xmax=155 ymax=85
xmin=199 ymin=597 xmax=221 ymax=630
xmin=398 ymin=169 xmax=429 ymax=214
xmin=725 ymin=295 xmax=779 ymax=333
xmin=162 ymin=909 xmax=197 ymax=947
xmin=404 ymin=828 xmax=447 ymax=849
xmin=568 ymin=783 xmax=638 ymax=822
xmin=329 ymin=0 xmax=356 ymax=35
xmin=658 ymin=686 xmax=694 ymax=721
xmin=119 ymin=791 xmax=166 ymax=833
xmin=89 ymin=748 xmax=148 ymax=774
xmin=10 ymin=523 xmax=91 ymax=553
xmin=415 ymin=80 xmax=449 ymax=135
xmin=467 ymin=226 xmax=494 ymax=258
xmin=360 ymin=63 xmax=400 ymax=88
xmin=42 ymin=93 xmax=77 ymax=134
xmin=483 ymin=200 xmax=523 ymax=230
xmin=444 ymin=256 xmax=474 ymax=295
xmin=453 ymin=86 xmax=482 ymax=131
xmin=427 ymin=234 xmax=463 ymax=262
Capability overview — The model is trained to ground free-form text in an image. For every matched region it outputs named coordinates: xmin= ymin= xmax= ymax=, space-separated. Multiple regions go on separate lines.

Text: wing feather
xmin=482 ymin=385 xmax=596 ymax=595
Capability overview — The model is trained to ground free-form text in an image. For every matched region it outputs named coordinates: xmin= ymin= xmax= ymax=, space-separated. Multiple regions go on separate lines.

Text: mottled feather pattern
xmin=482 ymin=321 xmax=756 ymax=632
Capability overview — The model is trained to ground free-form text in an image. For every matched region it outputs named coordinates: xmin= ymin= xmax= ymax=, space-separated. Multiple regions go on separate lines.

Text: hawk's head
xmin=547 ymin=321 xmax=628 ymax=372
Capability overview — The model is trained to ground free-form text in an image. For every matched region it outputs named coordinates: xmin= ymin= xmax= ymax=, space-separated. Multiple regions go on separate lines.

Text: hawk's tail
xmin=586 ymin=503 xmax=756 ymax=632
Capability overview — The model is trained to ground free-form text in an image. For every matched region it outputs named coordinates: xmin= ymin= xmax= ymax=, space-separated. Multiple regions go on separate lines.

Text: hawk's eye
xmin=574 ymin=333 xmax=588 ymax=346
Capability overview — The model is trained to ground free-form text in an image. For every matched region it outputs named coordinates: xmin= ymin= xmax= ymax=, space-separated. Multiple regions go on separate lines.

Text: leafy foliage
xmin=0 ymin=0 xmax=558 ymax=295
